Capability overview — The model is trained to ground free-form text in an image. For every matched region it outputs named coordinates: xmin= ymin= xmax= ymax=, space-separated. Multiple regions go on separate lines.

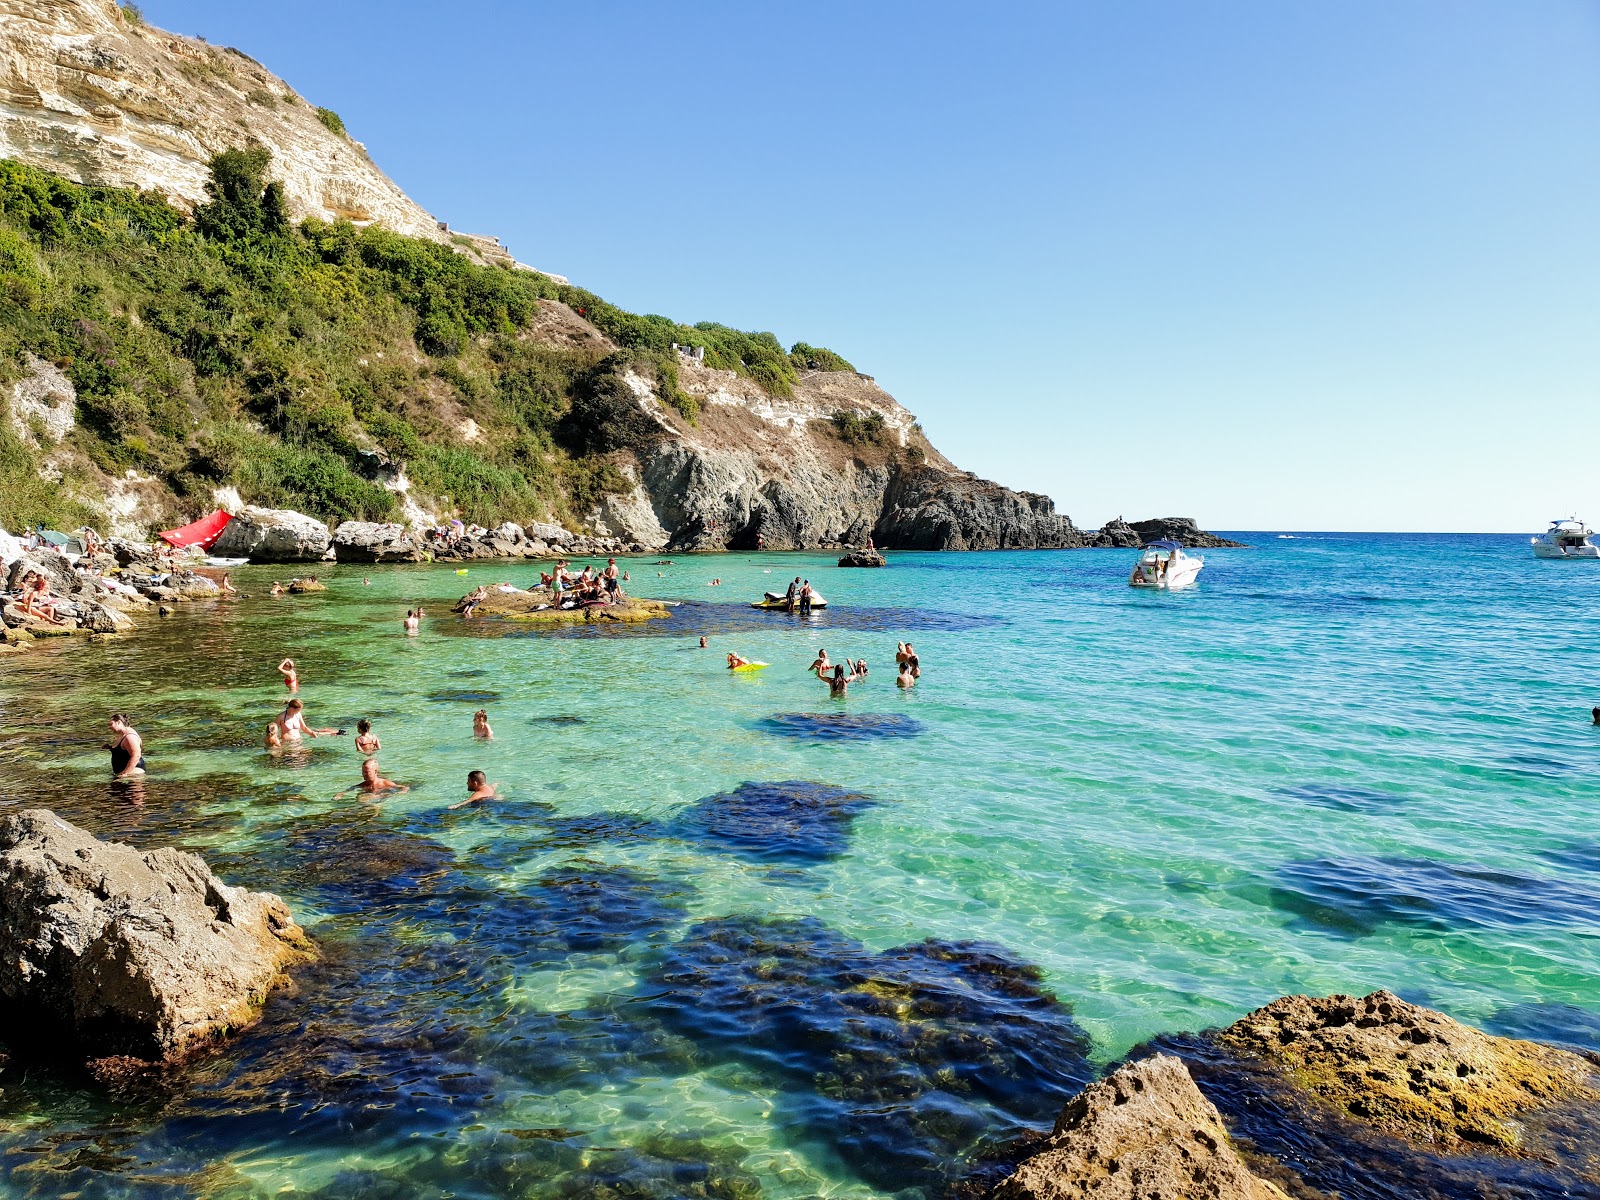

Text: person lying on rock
xmin=449 ymin=770 xmax=498 ymax=809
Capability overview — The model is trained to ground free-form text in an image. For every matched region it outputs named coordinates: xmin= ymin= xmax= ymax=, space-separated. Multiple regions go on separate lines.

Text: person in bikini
xmin=473 ymin=709 xmax=494 ymax=740
xmin=727 ymin=652 xmax=753 ymax=669
xmin=106 ymin=713 xmax=145 ymax=777
xmin=354 ymin=718 xmax=380 ymax=754
xmin=278 ymin=658 xmax=299 ymax=693
xmin=274 ymin=698 xmax=340 ymax=742
xmin=808 ymin=648 xmax=831 ymax=674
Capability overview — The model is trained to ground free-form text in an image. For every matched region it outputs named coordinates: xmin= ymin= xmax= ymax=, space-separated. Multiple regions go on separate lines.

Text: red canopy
xmin=159 ymin=509 xmax=233 ymax=550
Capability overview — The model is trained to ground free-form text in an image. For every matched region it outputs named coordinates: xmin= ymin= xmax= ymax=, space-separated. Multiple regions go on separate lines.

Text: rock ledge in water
xmin=456 ymin=588 xmax=670 ymax=625
xmin=838 ymin=548 xmax=887 ymax=567
xmin=994 ymin=1054 xmax=1286 ymax=1200
xmin=0 ymin=809 xmax=314 ymax=1065
xmin=1217 ymin=989 xmax=1598 ymax=1150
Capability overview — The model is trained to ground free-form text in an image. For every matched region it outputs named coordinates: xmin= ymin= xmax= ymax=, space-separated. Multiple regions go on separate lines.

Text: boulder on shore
xmin=332 ymin=521 xmax=426 ymax=563
xmin=211 ymin=506 xmax=333 ymax=562
xmin=994 ymin=1054 xmax=1286 ymax=1200
xmin=0 ymin=809 xmax=314 ymax=1065
xmin=838 ymin=549 xmax=887 ymax=567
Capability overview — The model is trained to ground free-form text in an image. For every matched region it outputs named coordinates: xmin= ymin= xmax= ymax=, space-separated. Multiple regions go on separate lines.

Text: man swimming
xmin=449 ymin=769 xmax=498 ymax=809
xmin=336 ymin=758 xmax=407 ymax=799
xmin=897 ymin=661 xmax=916 ymax=688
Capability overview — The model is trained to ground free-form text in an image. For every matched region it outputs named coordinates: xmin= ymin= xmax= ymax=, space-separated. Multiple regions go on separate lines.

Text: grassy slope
xmin=0 ymin=152 xmax=854 ymax=535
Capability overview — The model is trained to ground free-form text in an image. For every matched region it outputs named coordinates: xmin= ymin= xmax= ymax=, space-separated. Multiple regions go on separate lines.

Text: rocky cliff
xmin=0 ymin=0 xmax=443 ymax=240
xmin=0 ymin=4 xmax=1229 ymax=554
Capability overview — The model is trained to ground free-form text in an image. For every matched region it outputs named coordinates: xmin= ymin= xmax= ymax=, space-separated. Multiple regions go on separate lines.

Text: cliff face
xmin=0 ymin=0 xmax=442 ymax=239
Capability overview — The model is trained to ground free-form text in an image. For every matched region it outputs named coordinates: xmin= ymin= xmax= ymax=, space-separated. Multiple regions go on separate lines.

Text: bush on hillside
xmin=315 ymin=107 xmax=346 ymax=138
xmin=789 ymin=342 xmax=855 ymax=373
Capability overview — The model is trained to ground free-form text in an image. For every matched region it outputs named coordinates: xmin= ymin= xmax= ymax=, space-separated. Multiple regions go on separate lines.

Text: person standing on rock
xmin=604 ymin=557 xmax=622 ymax=599
xmin=106 ymin=713 xmax=145 ymax=778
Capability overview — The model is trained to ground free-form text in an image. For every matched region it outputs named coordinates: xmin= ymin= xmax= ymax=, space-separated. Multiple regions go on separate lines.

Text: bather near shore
xmin=453 ymin=583 xmax=671 ymax=625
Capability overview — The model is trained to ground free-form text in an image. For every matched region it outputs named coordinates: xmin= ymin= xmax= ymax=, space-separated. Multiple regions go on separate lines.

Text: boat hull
xmin=1532 ymin=543 xmax=1600 ymax=559
xmin=751 ymin=598 xmax=828 ymax=610
xmin=1129 ymin=563 xmax=1203 ymax=590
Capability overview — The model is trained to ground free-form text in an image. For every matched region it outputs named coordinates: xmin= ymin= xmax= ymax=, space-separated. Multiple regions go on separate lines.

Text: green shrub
xmin=789 ymin=342 xmax=855 ymax=373
xmin=559 ymin=353 xmax=660 ymax=456
xmin=830 ymin=409 xmax=887 ymax=448
xmin=364 ymin=411 xmax=423 ymax=460
xmin=246 ymin=89 xmax=277 ymax=108
xmin=408 ymin=445 xmax=540 ymax=526
xmin=119 ymin=3 xmax=143 ymax=27
xmin=315 ymin=107 xmax=347 ymax=138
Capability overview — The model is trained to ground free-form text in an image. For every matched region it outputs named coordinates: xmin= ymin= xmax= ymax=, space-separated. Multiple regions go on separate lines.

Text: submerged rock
xmin=0 ymin=809 xmax=314 ymax=1064
xmin=671 ymin=780 xmax=877 ymax=864
xmin=994 ymin=1054 xmax=1287 ymax=1200
xmin=645 ymin=914 xmax=1094 ymax=1192
xmin=761 ymin=711 xmax=927 ymax=742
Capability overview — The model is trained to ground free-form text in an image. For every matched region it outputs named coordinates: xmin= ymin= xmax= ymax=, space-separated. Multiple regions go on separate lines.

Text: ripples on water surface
xmin=1 ymin=534 xmax=1597 ymax=1198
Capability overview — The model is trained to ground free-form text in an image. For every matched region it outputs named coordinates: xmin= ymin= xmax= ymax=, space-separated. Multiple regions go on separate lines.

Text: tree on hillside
xmin=195 ymin=146 xmax=291 ymax=243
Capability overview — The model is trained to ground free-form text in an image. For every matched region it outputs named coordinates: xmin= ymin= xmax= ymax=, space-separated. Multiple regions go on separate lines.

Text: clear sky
xmin=142 ymin=1 xmax=1598 ymax=532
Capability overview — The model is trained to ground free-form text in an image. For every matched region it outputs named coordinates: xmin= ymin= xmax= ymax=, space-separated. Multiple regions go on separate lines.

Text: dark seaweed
xmin=670 ymin=780 xmax=876 ymax=864
xmin=642 ymin=914 xmax=1093 ymax=1193
xmin=424 ymin=689 xmax=504 ymax=704
xmin=761 ymin=712 xmax=927 ymax=742
xmin=1268 ymin=856 xmax=1600 ymax=937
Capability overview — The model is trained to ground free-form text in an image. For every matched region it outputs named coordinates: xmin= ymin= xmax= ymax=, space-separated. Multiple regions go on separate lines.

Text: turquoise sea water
xmin=1 ymin=534 xmax=1598 ymax=1198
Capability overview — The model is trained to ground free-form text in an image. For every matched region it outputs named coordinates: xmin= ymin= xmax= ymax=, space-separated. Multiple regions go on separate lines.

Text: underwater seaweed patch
xmin=760 ymin=712 xmax=927 ymax=743
xmin=670 ymin=780 xmax=876 ymax=864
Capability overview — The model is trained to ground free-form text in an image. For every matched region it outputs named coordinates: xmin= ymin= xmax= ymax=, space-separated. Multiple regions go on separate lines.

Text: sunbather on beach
xmin=449 ymin=769 xmax=498 ymax=809
xmin=278 ymin=658 xmax=299 ymax=692
xmin=20 ymin=573 xmax=64 ymax=624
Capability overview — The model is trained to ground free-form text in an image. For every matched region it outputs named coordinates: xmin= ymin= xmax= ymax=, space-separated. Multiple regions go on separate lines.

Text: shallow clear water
xmin=1 ymin=534 xmax=1597 ymax=1198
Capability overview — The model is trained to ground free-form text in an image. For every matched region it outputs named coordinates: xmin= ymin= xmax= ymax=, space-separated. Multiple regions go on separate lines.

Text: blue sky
xmin=145 ymin=1 xmax=1598 ymax=531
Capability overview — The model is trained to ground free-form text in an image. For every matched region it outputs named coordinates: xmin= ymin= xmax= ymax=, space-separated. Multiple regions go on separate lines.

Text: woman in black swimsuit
xmin=107 ymin=713 xmax=145 ymax=777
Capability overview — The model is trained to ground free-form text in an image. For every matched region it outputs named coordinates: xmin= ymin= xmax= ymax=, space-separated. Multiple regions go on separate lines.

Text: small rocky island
xmin=453 ymin=584 xmax=671 ymax=625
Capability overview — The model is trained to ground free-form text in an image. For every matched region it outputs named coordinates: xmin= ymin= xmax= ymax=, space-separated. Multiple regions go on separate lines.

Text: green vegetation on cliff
xmin=0 ymin=154 xmax=852 ymax=533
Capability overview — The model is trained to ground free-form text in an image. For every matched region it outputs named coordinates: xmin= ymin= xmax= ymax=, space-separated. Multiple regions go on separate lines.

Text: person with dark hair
xmin=450 ymin=770 xmax=498 ymax=809
xmin=799 ymin=580 xmax=813 ymax=615
xmin=355 ymin=718 xmax=380 ymax=754
xmin=1592 ymin=707 xmax=1600 ymax=726
xmin=823 ymin=663 xmax=862 ymax=697
xmin=274 ymin=698 xmax=340 ymax=741
xmin=107 ymin=713 xmax=145 ymax=777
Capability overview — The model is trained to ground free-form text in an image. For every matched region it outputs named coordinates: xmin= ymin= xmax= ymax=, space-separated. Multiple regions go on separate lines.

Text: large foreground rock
xmin=995 ymin=1054 xmax=1285 ymax=1199
xmin=211 ymin=506 xmax=332 ymax=562
xmin=0 ymin=810 xmax=314 ymax=1064
xmin=332 ymin=521 xmax=426 ymax=562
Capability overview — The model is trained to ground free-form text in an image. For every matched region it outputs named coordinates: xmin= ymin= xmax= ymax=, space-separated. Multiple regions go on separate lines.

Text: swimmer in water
xmin=824 ymin=663 xmax=857 ymax=697
xmin=897 ymin=661 xmax=915 ymax=688
xmin=106 ymin=713 xmax=145 ymax=777
xmin=274 ymin=698 xmax=340 ymax=741
xmin=278 ymin=658 xmax=299 ymax=693
xmin=270 ymin=581 xmax=285 ymax=596
xmin=727 ymin=652 xmax=752 ymax=669
xmin=354 ymin=718 xmax=380 ymax=754
xmin=219 ymin=573 xmax=236 ymax=595
xmin=404 ymin=610 xmax=420 ymax=636
xmin=336 ymin=757 xmax=408 ymax=799
xmin=699 ymin=636 xmax=708 ymax=648
xmin=449 ymin=769 xmax=498 ymax=809
xmin=264 ymin=722 xmax=282 ymax=750
xmin=808 ymin=649 xmax=831 ymax=675
xmin=473 ymin=709 xmax=494 ymax=740
xmin=1593 ymin=706 xmax=1600 ymax=726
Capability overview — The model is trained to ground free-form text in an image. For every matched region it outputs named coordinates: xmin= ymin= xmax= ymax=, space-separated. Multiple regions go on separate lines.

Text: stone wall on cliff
xmin=0 ymin=0 xmax=444 ymax=240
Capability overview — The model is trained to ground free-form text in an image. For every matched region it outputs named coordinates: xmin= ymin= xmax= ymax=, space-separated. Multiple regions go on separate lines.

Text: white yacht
xmin=1531 ymin=518 xmax=1599 ymax=559
xmin=1129 ymin=540 xmax=1204 ymax=590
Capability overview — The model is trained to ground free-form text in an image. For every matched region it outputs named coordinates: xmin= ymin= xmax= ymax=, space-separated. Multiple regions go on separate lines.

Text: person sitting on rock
xmin=449 ymin=769 xmax=498 ymax=809
xmin=20 ymin=573 xmax=64 ymax=625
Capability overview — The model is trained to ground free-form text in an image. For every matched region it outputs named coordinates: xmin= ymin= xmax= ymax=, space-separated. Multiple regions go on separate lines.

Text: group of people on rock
xmin=10 ymin=569 xmax=64 ymax=624
xmin=537 ymin=557 xmax=627 ymax=608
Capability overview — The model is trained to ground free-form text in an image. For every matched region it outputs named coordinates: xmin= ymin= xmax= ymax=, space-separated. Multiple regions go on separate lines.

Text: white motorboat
xmin=1531 ymin=518 xmax=1599 ymax=559
xmin=1129 ymin=540 xmax=1203 ymax=590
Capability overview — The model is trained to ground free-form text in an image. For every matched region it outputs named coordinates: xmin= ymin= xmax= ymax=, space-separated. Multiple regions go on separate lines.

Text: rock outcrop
xmin=455 ymin=586 xmax=670 ymax=626
xmin=211 ymin=506 xmax=332 ymax=562
xmin=1216 ymin=990 xmax=1598 ymax=1150
xmin=1126 ymin=517 xmax=1245 ymax=549
xmin=0 ymin=0 xmax=444 ymax=240
xmin=838 ymin=549 xmax=887 ymax=567
xmin=331 ymin=520 xmax=425 ymax=562
xmin=995 ymin=1054 xmax=1286 ymax=1200
xmin=0 ymin=809 xmax=314 ymax=1064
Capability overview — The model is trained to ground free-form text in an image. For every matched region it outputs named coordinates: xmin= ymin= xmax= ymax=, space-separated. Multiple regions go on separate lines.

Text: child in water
xmin=473 ymin=709 xmax=494 ymax=740
xmin=355 ymin=718 xmax=380 ymax=754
